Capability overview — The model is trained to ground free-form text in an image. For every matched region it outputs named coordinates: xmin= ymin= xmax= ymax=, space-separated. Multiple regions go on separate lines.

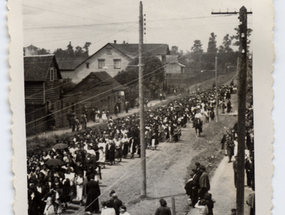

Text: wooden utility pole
xmin=139 ymin=1 xmax=146 ymax=198
xmin=215 ymin=56 xmax=219 ymax=122
xmin=236 ymin=6 xmax=248 ymax=215
xmin=212 ymin=6 xmax=252 ymax=214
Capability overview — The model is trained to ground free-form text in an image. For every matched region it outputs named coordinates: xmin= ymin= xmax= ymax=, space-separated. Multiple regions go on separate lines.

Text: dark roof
xmin=112 ymin=43 xmax=170 ymax=58
xmin=56 ymin=56 xmax=88 ymax=71
xmin=25 ymin=45 xmax=39 ymax=50
xmin=24 ymin=55 xmax=62 ymax=81
xmin=64 ymin=71 xmax=125 ymax=96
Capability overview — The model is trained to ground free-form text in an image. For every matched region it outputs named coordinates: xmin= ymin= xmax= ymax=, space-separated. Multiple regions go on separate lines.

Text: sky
xmin=22 ymin=0 xmax=252 ymax=54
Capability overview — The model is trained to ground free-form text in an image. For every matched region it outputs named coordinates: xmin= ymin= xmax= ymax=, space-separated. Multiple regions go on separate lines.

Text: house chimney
xmin=114 ymin=40 xmax=116 ymax=44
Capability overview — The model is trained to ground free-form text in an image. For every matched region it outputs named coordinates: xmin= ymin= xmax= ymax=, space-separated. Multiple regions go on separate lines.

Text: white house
xmin=60 ymin=41 xmax=170 ymax=83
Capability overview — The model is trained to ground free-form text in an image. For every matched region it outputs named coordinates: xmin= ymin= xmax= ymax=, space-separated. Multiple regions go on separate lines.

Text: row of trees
xmin=172 ymin=28 xmax=252 ymax=77
xmin=36 ymin=42 xmax=92 ymax=59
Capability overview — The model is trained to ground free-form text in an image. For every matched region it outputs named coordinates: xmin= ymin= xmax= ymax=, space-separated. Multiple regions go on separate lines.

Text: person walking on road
xmin=226 ymin=135 xmax=235 ymax=163
xmin=155 ymin=199 xmax=172 ymax=215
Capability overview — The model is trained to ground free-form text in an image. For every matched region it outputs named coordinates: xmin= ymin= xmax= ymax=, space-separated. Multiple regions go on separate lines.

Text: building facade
xmin=24 ymin=55 xmax=62 ymax=135
xmin=60 ymin=42 xmax=170 ymax=83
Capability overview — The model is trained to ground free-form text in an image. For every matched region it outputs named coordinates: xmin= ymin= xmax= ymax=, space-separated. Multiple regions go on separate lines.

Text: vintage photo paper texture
xmin=8 ymin=0 xmax=274 ymax=214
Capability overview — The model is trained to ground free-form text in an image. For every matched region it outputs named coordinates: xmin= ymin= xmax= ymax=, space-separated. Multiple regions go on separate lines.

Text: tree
xmin=219 ymin=34 xmax=233 ymax=53
xmin=38 ymin=48 xmax=50 ymax=55
xmin=207 ymin=32 xmax=218 ymax=53
xmin=67 ymin=41 xmax=74 ymax=56
xmin=170 ymin=46 xmax=179 ymax=55
xmin=191 ymin=40 xmax=203 ymax=54
xmin=54 ymin=42 xmax=91 ymax=59
xmin=83 ymin=42 xmax=91 ymax=56
xmin=231 ymin=27 xmax=252 ymax=48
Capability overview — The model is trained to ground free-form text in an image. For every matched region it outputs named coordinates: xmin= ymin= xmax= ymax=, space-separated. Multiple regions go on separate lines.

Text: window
xmin=86 ymin=63 xmax=90 ymax=69
xmin=50 ymin=68 xmax=56 ymax=81
xmin=106 ymin=47 xmax=112 ymax=55
xmin=114 ymin=59 xmax=121 ymax=69
xmin=98 ymin=59 xmax=105 ymax=69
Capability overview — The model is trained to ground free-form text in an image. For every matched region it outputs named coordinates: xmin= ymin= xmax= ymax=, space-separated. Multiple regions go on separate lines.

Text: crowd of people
xmin=184 ymin=162 xmax=214 ymax=215
xmin=27 ymin=82 xmax=246 ymax=215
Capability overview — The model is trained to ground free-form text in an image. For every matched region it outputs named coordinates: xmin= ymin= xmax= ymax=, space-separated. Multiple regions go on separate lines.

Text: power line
xmin=23 ymin=15 xmax=234 ymax=30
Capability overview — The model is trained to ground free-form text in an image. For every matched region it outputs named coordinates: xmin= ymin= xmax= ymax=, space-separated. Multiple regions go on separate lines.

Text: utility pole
xmin=236 ymin=6 xmax=248 ymax=215
xmin=139 ymin=1 xmax=146 ymax=198
xmin=212 ymin=6 xmax=252 ymax=215
xmin=215 ymin=56 xmax=219 ymax=122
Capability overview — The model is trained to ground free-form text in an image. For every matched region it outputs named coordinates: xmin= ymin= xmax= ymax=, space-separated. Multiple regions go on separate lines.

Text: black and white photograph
xmin=6 ymin=0 xmax=276 ymax=214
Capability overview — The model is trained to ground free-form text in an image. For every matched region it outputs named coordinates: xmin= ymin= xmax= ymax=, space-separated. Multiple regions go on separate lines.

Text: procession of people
xmin=25 ymin=81 xmax=255 ymax=215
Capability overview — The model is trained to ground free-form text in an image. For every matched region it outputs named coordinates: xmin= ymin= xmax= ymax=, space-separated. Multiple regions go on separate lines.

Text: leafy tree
xmin=54 ymin=42 xmax=91 ymax=59
xmin=218 ymin=34 xmax=233 ymax=53
xmin=231 ymin=27 xmax=253 ymax=48
xmin=191 ymin=40 xmax=203 ymax=54
xmin=207 ymin=32 xmax=218 ymax=53
xmin=38 ymin=48 xmax=50 ymax=55
xmin=74 ymin=46 xmax=85 ymax=57
xmin=83 ymin=42 xmax=91 ymax=56
xmin=170 ymin=46 xmax=179 ymax=55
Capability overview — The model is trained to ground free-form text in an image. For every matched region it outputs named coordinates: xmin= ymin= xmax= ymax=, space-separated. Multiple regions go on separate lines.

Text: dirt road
xmin=70 ymin=108 xmax=238 ymax=215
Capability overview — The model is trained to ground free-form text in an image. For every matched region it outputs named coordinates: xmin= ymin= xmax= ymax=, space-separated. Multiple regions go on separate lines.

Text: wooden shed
xmin=24 ymin=55 xmax=62 ymax=135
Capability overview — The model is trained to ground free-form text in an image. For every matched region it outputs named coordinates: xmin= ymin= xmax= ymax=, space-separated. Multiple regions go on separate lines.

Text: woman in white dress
xmin=74 ymin=172 xmax=84 ymax=204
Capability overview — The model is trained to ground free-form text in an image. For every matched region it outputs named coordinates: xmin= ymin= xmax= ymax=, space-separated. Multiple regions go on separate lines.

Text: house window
xmin=114 ymin=59 xmax=121 ymax=69
xmin=50 ymin=68 xmax=56 ymax=81
xmin=86 ymin=63 xmax=90 ymax=69
xmin=98 ymin=59 xmax=105 ymax=69
xmin=106 ymin=48 xmax=112 ymax=55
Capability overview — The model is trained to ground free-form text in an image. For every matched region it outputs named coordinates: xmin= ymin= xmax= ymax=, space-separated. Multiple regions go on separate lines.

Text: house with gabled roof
xmin=24 ymin=55 xmax=63 ymax=135
xmin=164 ymin=55 xmax=195 ymax=87
xmin=63 ymin=71 xmax=126 ymax=114
xmin=60 ymin=41 xmax=170 ymax=83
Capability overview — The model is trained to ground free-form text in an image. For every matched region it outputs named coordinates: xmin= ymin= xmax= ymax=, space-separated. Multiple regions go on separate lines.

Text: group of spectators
xmin=184 ymin=162 xmax=214 ymax=215
xmin=27 ymin=83 xmax=239 ymax=215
